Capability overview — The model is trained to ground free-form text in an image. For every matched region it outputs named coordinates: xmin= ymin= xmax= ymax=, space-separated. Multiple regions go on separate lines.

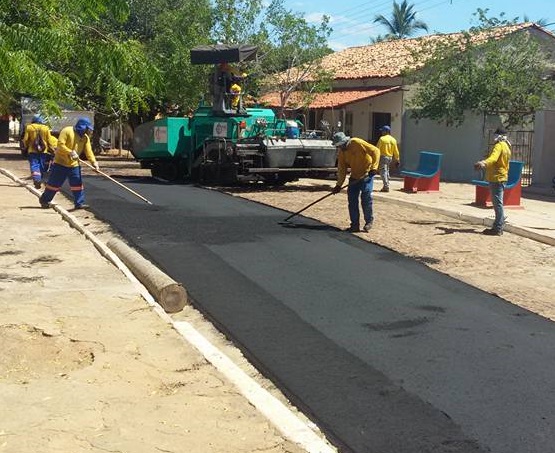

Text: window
xmin=345 ymin=111 xmax=353 ymax=136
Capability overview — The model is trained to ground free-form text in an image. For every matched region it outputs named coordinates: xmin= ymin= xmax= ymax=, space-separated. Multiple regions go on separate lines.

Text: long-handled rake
xmin=278 ymin=183 xmax=349 ymax=225
xmin=80 ymin=158 xmax=153 ymax=205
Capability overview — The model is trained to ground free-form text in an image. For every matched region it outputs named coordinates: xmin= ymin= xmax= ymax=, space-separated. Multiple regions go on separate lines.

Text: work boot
xmin=363 ymin=222 xmax=373 ymax=232
xmin=40 ymin=202 xmax=50 ymax=209
xmin=380 ymin=187 xmax=389 ymax=192
xmin=344 ymin=225 xmax=361 ymax=233
xmin=482 ymin=228 xmax=503 ymax=236
xmin=33 ymin=180 xmax=42 ymax=189
xmin=74 ymin=204 xmax=91 ymax=210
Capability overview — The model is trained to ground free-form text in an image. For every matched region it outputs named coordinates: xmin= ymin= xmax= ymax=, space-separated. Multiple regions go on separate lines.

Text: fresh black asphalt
xmin=80 ymin=174 xmax=555 ymax=453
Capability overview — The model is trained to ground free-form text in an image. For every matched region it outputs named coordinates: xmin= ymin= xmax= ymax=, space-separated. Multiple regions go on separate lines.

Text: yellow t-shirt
xmin=376 ymin=134 xmax=399 ymax=160
xmin=54 ymin=126 xmax=97 ymax=168
xmin=336 ymin=137 xmax=380 ymax=186
xmin=230 ymin=83 xmax=241 ymax=108
xmin=23 ymin=123 xmax=53 ymax=154
xmin=483 ymin=140 xmax=511 ymax=183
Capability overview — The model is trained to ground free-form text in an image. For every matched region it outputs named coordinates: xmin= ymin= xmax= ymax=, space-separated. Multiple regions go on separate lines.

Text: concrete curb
xmin=373 ymin=192 xmax=555 ymax=246
xmin=0 ymin=166 xmax=337 ymax=453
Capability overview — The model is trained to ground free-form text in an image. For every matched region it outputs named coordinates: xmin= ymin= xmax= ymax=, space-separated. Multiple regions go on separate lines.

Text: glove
xmin=93 ymin=162 xmax=100 ymax=171
xmin=331 ymin=185 xmax=341 ymax=194
xmin=474 ymin=161 xmax=486 ymax=170
xmin=368 ymin=169 xmax=378 ymax=177
xmin=69 ymin=150 xmax=79 ymax=160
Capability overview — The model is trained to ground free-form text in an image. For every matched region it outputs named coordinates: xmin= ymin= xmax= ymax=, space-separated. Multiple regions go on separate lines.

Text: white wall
xmin=402 ymin=111 xmax=486 ymax=181
xmin=320 ymin=91 xmax=403 ymax=143
xmin=532 ymin=110 xmax=555 ymax=186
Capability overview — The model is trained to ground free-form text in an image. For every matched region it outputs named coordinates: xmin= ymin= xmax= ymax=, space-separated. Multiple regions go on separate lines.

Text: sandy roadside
xmin=0 ymin=145 xmax=316 ymax=453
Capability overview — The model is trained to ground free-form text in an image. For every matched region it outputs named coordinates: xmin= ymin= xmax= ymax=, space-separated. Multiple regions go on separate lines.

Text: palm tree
xmin=522 ymin=15 xmax=550 ymax=27
xmin=373 ymin=0 xmax=429 ymax=40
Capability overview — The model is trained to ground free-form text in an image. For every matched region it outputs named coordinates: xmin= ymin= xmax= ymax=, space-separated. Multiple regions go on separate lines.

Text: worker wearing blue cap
xmin=376 ymin=125 xmax=400 ymax=192
xmin=39 ymin=117 xmax=99 ymax=210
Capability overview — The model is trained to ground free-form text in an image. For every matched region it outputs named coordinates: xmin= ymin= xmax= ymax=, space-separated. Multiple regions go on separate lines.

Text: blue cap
xmin=380 ymin=125 xmax=391 ymax=132
xmin=32 ymin=114 xmax=46 ymax=124
xmin=74 ymin=117 xmax=94 ymax=136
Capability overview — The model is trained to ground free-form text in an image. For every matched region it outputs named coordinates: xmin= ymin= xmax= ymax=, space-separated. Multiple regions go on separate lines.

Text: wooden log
xmin=107 ymin=237 xmax=187 ymax=313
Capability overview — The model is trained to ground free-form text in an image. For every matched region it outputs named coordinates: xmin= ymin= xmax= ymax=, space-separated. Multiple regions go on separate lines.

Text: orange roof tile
xmin=314 ymin=23 xmax=545 ymax=80
xmin=259 ymin=23 xmax=554 ymax=109
xmin=259 ymin=87 xmax=402 ymax=109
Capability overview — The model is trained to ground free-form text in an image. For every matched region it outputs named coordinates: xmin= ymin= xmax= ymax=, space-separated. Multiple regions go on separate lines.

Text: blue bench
xmin=400 ymin=151 xmax=443 ymax=192
xmin=471 ymin=160 xmax=524 ymax=207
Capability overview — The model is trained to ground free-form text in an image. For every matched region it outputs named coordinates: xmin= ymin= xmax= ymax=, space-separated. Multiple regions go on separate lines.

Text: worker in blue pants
xmin=39 ymin=117 xmax=99 ymax=209
xmin=22 ymin=114 xmax=56 ymax=189
xmin=331 ymin=132 xmax=380 ymax=233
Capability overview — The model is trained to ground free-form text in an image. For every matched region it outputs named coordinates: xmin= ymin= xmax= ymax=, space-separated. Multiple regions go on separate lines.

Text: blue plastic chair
xmin=472 ymin=160 xmax=524 ymax=207
xmin=401 ymin=151 xmax=443 ymax=192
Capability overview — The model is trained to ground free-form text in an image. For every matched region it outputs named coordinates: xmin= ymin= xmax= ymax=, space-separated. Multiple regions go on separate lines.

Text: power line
xmin=323 ymin=0 xmax=455 ymax=47
xmin=330 ymin=0 xmax=446 ymax=36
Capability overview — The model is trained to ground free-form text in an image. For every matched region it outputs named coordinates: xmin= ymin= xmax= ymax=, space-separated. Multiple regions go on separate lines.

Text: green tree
xmin=373 ymin=0 xmax=428 ymax=40
xmin=406 ymin=10 xmax=555 ymax=127
xmin=256 ymin=0 xmax=333 ymax=115
xmin=0 ymin=0 xmax=75 ymax=114
xmin=0 ymin=0 xmax=158 ymax=135
xmin=148 ymin=0 xmax=213 ymax=115
xmin=63 ymin=1 xmax=161 ymax=148
xmin=211 ymin=0 xmax=264 ymax=45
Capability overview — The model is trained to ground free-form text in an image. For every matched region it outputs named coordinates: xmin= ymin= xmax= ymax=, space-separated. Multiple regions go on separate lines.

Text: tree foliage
xmin=0 ymin=0 xmax=334 ymax=126
xmin=406 ymin=10 xmax=555 ymax=127
xmin=0 ymin=0 xmax=74 ymax=114
xmin=0 ymin=0 xmax=158 ymax=125
xmin=373 ymin=0 xmax=428 ymax=40
xmin=255 ymin=0 xmax=333 ymax=114
xmin=211 ymin=0 xmax=264 ymax=45
xmin=147 ymin=0 xmax=213 ymax=116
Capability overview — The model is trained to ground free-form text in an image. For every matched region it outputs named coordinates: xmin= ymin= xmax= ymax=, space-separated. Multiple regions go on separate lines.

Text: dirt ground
xmin=1 ymin=145 xmax=554 ymax=453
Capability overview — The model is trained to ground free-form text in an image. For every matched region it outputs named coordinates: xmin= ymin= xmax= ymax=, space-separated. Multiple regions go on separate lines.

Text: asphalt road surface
xmin=80 ymin=174 xmax=555 ymax=453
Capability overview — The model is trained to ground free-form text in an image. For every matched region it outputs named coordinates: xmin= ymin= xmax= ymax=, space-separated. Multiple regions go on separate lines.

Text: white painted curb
xmin=374 ymin=192 xmax=555 ymax=246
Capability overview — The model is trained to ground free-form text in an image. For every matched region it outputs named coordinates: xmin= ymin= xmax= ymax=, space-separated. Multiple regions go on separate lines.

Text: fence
xmin=487 ymin=129 xmax=533 ymax=186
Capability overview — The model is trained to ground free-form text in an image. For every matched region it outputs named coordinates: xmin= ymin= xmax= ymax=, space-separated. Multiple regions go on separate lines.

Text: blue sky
xmin=284 ymin=0 xmax=555 ymax=50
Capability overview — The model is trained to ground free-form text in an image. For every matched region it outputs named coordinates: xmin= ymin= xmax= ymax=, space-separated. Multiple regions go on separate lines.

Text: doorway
xmin=371 ymin=112 xmax=391 ymax=144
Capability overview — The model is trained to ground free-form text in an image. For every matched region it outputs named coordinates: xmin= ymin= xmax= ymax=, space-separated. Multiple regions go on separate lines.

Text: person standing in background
xmin=474 ymin=127 xmax=511 ymax=236
xmin=376 ymin=125 xmax=400 ymax=192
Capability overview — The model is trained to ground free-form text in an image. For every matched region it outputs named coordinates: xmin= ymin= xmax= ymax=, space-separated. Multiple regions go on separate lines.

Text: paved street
xmin=81 ymin=172 xmax=555 ymax=453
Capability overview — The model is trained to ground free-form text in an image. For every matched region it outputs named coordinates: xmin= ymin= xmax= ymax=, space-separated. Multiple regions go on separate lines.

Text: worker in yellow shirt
xmin=376 ymin=125 xmax=400 ymax=192
xmin=39 ymin=117 xmax=99 ymax=210
xmin=474 ymin=127 xmax=511 ymax=236
xmin=331 ymin=132 xmax=380 ymax=233
xmin=229 ymin=82 xmax=242 ymax=110
xmin=22 ymin=115 xmax=55 ymax=189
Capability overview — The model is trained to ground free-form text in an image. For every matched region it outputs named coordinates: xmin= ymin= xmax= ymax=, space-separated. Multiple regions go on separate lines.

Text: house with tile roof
xmin=260 ymin=23 xmax=555 ymax=186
